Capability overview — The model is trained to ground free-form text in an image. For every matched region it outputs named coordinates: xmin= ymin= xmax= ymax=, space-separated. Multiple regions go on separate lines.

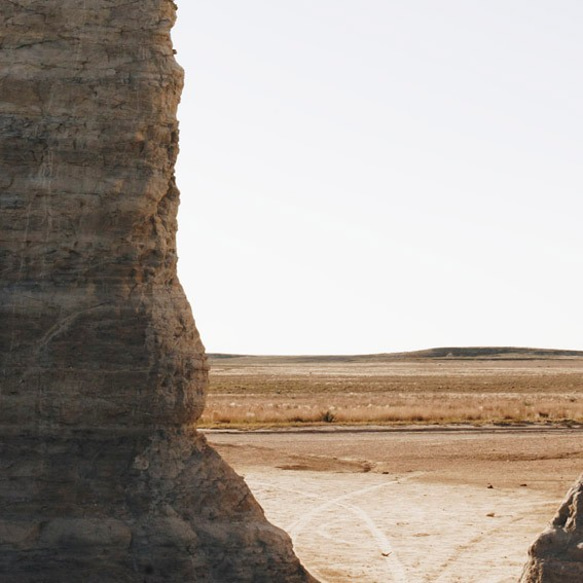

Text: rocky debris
xmin=0 ymin=1 xmax=315 ymax=581
xmin=520 ymin=473 xmax=583 ymax=582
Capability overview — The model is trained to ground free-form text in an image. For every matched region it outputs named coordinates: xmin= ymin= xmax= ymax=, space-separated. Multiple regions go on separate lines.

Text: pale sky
xmin=172 ymin=1 xmax=582 ymax=355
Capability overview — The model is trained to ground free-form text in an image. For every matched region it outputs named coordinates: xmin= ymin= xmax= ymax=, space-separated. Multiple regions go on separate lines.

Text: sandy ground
xmin=205 ymin=427 xmax=583 ymax=583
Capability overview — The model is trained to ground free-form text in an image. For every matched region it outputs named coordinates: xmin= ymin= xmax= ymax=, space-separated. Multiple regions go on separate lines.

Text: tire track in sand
xmin=251 ymin=474 xmax=424 ymax=583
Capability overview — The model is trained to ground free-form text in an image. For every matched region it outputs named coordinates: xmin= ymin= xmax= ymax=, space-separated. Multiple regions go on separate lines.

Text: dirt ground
xmin=203 ymin=355 xmax=583 ymax=426
xmin=205 ymin=426 xmax=583 ymax=583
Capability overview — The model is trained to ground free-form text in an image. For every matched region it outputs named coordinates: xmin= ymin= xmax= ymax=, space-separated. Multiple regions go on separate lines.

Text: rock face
xmin=520 ymin=474 xmax=583 ymax=583
xmin=0 ymin=1 xmax=315 ymax=581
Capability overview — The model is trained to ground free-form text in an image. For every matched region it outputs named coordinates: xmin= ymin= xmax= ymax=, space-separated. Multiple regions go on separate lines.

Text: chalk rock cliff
xmin=0 ymin=1 xmax=315 ymax=581
xmin=520 ymin=473 xmax=583 ymax=583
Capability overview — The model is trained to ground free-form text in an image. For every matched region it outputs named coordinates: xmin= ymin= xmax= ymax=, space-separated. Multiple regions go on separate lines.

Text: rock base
xmin=520 ymin=473 xmax=583 ymax=583
xmin=0 ymin=429 xmax=315 ymax=582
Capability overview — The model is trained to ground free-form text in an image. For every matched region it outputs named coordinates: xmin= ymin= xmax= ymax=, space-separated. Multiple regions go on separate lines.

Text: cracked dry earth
xmin=206 ymin=427 xmax=583 ymax=583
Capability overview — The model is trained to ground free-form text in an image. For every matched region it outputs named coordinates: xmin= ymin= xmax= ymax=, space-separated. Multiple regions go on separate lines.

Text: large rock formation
xmin=520 ymin=473 xmax=583 ymax=582
xmin=0 ymin=1 xmax=315 ymax=581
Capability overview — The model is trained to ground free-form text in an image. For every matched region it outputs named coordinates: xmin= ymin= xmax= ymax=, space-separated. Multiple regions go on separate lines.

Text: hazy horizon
xmin=205 ymin=345 xmax=583 ymax=357
xmin=173 ymin=1 xmax=583 ymax=355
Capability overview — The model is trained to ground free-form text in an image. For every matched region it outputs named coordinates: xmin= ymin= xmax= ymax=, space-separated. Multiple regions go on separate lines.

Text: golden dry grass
xmin=199 ymin=353 xmax=583 ymax=428
xmin=202 ymin=392 xmax=583 ymax=427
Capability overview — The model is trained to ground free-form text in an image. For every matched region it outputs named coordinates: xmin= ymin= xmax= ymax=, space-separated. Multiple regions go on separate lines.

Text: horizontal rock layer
xmin=1 ymin=0 xmax=204 ymax=432
xmin=0 ymin=1 xmax=315 ymax=581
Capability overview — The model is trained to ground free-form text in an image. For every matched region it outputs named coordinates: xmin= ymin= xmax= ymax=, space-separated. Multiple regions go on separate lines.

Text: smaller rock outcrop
xmin=520 ymin=473 xmax=583 ymax=582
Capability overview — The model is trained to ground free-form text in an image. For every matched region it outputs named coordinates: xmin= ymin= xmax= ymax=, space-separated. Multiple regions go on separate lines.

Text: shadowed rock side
xmin=0 ymin=1 xmax=315 ymax=581
xmin=520 ymin=473 xmax=583 ymax=583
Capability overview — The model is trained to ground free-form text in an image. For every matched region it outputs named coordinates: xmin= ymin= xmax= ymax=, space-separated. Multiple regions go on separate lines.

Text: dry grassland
xmin=200 ymin=352 xmax=583 ymax=428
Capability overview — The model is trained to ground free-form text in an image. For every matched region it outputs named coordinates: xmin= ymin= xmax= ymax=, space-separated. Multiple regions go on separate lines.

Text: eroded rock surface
xmin=520 ymin=473 xmax=583 ymax=583
xmin=0 ymin=1 xmax=315 ymax=581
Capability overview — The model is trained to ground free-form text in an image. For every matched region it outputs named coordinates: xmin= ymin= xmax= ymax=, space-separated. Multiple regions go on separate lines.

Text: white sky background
xmin=172 ymin=1 xmax=582 ymax=355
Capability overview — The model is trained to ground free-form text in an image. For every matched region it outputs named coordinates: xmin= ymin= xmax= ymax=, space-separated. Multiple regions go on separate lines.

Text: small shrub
xmin=320 ymin=410 xmax=336 ymax=423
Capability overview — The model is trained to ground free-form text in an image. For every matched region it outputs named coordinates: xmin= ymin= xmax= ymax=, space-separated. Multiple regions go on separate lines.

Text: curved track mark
xmin=252 ymin=474 xmax=423 ymax=583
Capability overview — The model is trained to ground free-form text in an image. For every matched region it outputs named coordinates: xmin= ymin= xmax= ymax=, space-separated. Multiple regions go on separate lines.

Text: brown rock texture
xmin=0 ymin=1 xmax=315 ymax=581
xmin=520 ymin=473 xmax=583 ymax=582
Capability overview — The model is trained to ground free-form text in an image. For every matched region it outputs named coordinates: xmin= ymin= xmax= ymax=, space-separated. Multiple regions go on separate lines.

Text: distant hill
xmin=208 ymin=346 xmax=583 ymax=363
xmin=395 ymin=346 xmax=583 ymax=359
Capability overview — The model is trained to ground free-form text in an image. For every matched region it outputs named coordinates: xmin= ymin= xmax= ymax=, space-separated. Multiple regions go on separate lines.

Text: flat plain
xmin=203 ymin=349 xmax=583 ymax=582
xmin=207 ymin=426 xmax=582 ymax=582
xmin=202 ymin=349 xmax=583 ymax=427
